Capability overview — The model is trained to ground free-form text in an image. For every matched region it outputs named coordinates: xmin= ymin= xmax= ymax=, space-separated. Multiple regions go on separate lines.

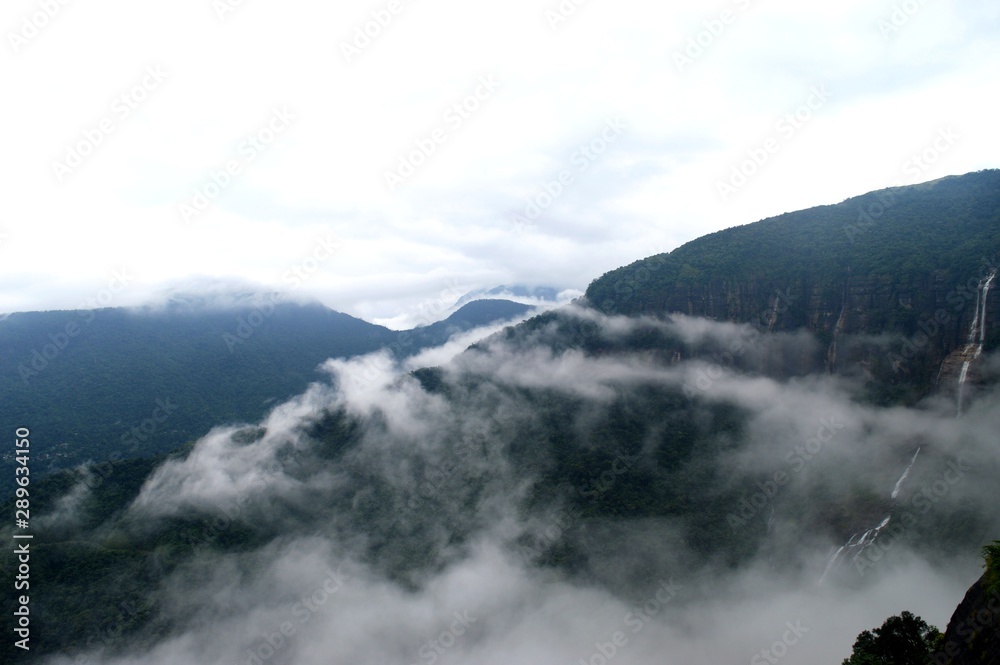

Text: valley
xmin=2 ymin=171 xmax=999 ymax=664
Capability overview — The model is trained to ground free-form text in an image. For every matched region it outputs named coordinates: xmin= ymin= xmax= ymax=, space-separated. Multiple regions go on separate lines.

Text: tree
xmin=984 ymin=540 xmax=1000 ymax=593
xmin=842 ymin=611 xmax=942 ymax=665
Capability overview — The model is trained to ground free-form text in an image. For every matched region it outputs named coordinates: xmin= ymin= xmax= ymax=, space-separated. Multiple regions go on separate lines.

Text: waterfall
xmin=819 ymin=514 xmax=894 ymax=585
xmin=957 ymin=270 xmax=996 ymax=415
xmin=957 ymin=362 xmax=971 ymax=416
xmin=890 ymin=448 xmax=921 ymax=500
xmin=976 ymin=272 xmax=995 ymax=350
xmin=968 ymin=278 xmax=983 ymax=343
xmin=848 ymin=516 xmax=891 ymax=563
xmin=820 ymin=271 xmax=993 ymax=584
xmin=819 ymin=545 xmax=846 ymax=586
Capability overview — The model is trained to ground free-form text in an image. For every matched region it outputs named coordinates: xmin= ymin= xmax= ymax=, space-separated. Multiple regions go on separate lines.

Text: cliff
xmin=935 ymin=575 xmax=1000 ymax=665
xmin=585 ymin=170 xmax=1000 ymax=399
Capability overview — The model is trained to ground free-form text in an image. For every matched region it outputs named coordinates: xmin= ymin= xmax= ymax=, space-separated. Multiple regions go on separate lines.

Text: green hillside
xmin=0 ymin=298 xmax=532 ymax=479
xmin=2 ymin=172 xmax=999 ymax=663
xmin=587 ymin=170 xmax=1000 ymax=320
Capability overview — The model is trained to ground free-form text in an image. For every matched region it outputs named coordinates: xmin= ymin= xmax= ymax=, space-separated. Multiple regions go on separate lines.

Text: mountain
xmin=438 ymin=298 xmax=536 ymax=327
xmin=452 ymin=284 xmax=565 ymax=309
xmin=388 ymin=299 xmax=534 ymax=356
xmin=2 ymin=171 xmax=999 ymax=664
xmin=936 ymin=573 xmax=1000 ymax=665
xmin=0 ymin=298 xmax=532 ymax=478
xmin=586 ymin=170 xmax=1000 ymax=402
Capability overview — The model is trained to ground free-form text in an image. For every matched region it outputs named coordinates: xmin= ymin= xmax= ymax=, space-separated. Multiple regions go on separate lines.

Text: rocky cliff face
xmin=586 ymin=171 xmax=1000 ymax=401
xmin=587 ymin=266 xmax=998 ymax=400
xmin=934 ymin=575 xmax=1000 ymax=665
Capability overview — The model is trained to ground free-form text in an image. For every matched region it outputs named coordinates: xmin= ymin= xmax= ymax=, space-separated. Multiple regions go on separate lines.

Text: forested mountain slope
xmin=0 ymin=298 xmax=532 ymax=476
xmin=587 ymin=170 xmax=1000 ymax=400
xmin=3 ymin=172 xmax=999 ymax=664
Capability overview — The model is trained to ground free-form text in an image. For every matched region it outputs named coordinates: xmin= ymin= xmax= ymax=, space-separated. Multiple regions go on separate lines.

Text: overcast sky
xmin=2 ymin=0 xmax=998 ymax=326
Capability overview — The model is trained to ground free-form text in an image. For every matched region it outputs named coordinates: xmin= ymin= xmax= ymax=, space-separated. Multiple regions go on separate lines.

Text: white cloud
xmin=45 ymin=308 xmax=1000 ymax=664
xmin=2 ymin=0 xmax=997 ymax=323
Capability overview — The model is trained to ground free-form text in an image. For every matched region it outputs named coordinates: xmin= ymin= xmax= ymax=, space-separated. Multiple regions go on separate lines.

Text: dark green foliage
xmin=390 ymin=299 xmax=531 ymax=356
xmin=0 ymin=299 xmax=530 ymax=486
xmin=842 ymin=611 xmax=943 ymax=665
xmin=0 ymin=457 xmax=166 ymax=664
xmin=4 ymin=173 xmax=1000 ymax=661
xmin=588 ymin=171 xmax=1000 ymax=320
xmin=585 ymin=171 xmax=1000 ymax=402
xmin=984 ymin=540 xmax=1000 ymax=594
xmin=0 ymin=303 xmax=391 ymax=479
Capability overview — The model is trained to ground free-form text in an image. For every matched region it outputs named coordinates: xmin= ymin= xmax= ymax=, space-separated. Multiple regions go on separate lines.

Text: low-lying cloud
xmin=39 ymin=308 xmax=1000 ymax=664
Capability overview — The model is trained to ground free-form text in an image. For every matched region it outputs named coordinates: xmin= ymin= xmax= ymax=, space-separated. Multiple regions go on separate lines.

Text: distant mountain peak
xmin=136 ymin=277 xmax=320 ymax=313
xmin=453 ymin=285 xmax=579 ymax=310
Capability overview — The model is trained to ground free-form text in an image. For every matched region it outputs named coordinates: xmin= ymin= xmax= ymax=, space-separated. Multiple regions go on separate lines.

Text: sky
xmin=2 ymin=0 xmax=998 ymax=326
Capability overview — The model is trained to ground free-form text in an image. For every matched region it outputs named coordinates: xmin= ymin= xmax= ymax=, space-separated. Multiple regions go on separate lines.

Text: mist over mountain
xmin=0 ymin=296 xmax=536 ymax=478
xmin=2 ymin=172 xmax=999 ymax=664
xmin=588 ymin=170 xmax=1000 ymax=404
xmin=451 ymin=285 xmax=572 ymax=309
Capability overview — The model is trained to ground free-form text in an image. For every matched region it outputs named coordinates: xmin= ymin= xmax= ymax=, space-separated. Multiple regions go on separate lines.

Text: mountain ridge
xmin=585 ymin=169 xmax=1000 ymax=401
xmin=0 ymin=298 xmax=533 ymax=476
xmin=1 ymin=170 xmax=999 ymax=664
